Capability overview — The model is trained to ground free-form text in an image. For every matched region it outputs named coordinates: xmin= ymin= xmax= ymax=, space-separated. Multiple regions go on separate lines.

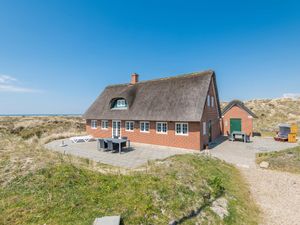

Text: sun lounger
xmin=70 ymin=135 xmax=93 ymax=143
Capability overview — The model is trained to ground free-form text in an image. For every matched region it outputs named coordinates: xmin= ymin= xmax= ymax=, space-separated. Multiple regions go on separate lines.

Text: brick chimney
xmin=131 ymin=73 xmax=139 ymax=84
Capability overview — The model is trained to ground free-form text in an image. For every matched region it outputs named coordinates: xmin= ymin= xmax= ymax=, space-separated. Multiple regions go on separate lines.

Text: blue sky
xmin=0 ymin=0 xmax=299 ymax=114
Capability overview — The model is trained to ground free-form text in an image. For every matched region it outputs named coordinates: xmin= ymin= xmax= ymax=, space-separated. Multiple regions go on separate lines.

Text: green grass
xmin=0 ymin=155 xmax=259 ymax=225
xmin=256 ymin=146 xmax=300 ymax=174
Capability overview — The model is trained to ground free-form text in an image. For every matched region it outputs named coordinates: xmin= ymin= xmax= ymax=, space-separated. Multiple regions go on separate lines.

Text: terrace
xmin=45 ymin=139 xmax=195 ymax=168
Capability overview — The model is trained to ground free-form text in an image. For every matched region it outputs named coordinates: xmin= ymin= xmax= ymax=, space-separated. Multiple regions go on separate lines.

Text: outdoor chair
xmin=96 ymin=139 xmax=101 ymax=150
xmin=98 ymin=139 xmax=107 ymax=150
xmin=227 ymin=131 xmax=234 ymax=141
xmin=106 ymin=140 xmax=114 ymax=151
xmin=246 ymin=133 xmax=252 ymax=143
xmin=121 ymin=136 xmax=128 ymax=148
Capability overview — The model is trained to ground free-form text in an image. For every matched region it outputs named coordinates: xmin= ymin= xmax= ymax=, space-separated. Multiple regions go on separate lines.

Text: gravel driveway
xmin=241 ymin=168 xmax=300 ymax=225
xmin=210 ymin=137 xmax=300 ymax=225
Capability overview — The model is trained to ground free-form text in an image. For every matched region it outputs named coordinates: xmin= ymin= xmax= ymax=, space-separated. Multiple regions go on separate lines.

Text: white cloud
xmin=0 ymin=74 xmax=17 ymax=84
xmin=283 ymin=93 xmax=300 ymax=99
xmin=0 ymin=74 xmax=40 ymax=93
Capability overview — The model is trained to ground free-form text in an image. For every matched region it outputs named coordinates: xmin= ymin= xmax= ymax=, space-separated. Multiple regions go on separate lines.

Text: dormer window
xmin=111 ymin=98 xmax=128 ymax=109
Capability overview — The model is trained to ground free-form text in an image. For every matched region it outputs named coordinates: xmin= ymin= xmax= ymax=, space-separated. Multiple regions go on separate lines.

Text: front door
xmin=112 ymin=120 xmax=121 ymax=138
xmin=230 ymin=118 xmax=242 ymax=134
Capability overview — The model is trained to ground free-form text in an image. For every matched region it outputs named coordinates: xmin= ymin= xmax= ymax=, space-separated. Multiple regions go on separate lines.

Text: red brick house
xmin=221 ymin=100 xmax=257 ymax=136
xmin=83 ymin=70 xmax=222 ymax=150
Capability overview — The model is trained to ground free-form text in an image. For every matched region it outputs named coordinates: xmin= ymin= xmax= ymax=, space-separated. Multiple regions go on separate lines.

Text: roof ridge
xmin=106 ymin=69 xmax=214 ymax=88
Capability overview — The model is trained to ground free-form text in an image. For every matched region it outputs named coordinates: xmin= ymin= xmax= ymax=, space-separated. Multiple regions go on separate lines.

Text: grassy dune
xmin=0 ymin=116 xmax=260 ymax=224
xmin=256 ymin=146 xmax=300 ymax=174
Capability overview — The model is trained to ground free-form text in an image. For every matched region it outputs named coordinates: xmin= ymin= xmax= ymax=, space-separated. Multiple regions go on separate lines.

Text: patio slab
xmin=45 ymin=139 xmax=196 ymax=168
xmin=210 ymin=136 xmax=298 ymax=168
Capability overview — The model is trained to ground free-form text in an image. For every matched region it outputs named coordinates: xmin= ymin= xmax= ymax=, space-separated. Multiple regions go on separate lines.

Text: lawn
xmin=0 ymin=116 xmax=260 ymax=224
xmin=0 ymin=155 xmax=260 ymax=225
xmin=256 ymin=146 xmax=300 ymax=174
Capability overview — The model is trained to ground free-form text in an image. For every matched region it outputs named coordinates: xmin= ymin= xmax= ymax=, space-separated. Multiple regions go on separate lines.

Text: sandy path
xmin=241 ymin=168 xmax=300 ymax=225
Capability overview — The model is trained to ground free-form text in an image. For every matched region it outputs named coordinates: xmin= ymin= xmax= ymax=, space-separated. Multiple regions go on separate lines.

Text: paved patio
xmin=210 ymin=136 xmax=298 ymax=168
xmin=45 ymin=139 xmax=196 ymax=168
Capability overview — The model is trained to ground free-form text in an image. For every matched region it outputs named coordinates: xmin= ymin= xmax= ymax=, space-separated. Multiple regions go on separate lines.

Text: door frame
xmin=112 ymin=120 xmax=121 ymax=138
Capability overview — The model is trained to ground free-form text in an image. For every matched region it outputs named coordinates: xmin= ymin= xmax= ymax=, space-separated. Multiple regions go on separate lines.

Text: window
xmin=140 ymin=121 xmax=150 ymax=132
xmin=203 ymin=122 xmax=207 ymax=135
xmin=207 ymin=95 xmax=211 ymax=107
xmin=111 ymin=98 xmax=128 ymax=109
xmin=175 ymin=123 xmax=188 ymax=135
xmin=117 ymin=99 xmax=126 ymax=107
xmin=125 ymin=121 xmax=134 ymax=131
xmin=211 ymin=96 xmax=214 ymax=107
xmin=91 ymin=120 xmax=97 ymax=129
xmin=101 ymin=120 xmax=108 ymax=129
xmin=156 ymin=122 xmax=167 ymax=134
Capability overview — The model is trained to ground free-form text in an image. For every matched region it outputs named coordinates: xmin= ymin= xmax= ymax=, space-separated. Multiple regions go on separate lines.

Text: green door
xmin=230 ymin=118 xmax=242 ymax=133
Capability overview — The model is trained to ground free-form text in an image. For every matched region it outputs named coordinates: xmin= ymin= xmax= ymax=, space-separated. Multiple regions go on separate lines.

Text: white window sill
xmin=140 ymin=131 xmax=150 ymax=133
xmin=125 ymin=130 xmax=134 ymax=132
xmin=111 ymin=108 xmax=128 ymax=110
xmin=156 ymin=132 xmax=168 ymax=134
xmin=175 ymin=133 xmax=189 ymax=136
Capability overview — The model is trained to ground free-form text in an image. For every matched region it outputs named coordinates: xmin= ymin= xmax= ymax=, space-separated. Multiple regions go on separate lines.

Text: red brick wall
xmin=222 ymin=106 xmax=253 ymax=136
xmin=86 ymin=119 xmax=201 ymax=150
xmin=200 ymin=79 xmax=221 ymax=149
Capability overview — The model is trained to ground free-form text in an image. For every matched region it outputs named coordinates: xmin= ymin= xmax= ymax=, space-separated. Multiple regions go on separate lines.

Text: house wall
xmin=222 ymin=105 xmax=253 ymax=135
xmin=200 ymin=79 xmax=222 ymax=149
xmin=86 ymin=119 xmax=201 ymax=150
xmin=86 ymin=78 xmax=221 ymax=151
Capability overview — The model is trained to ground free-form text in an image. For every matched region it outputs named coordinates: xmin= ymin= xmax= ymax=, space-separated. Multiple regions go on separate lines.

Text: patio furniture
xmin=104 ymin=138 xmax=128 ymax=153
xmin=121 ymin=136 xmax=128 ymax=148
xmin=106 ymin=140 xmax=114 ymax=151
xmin=245 ymin=132 xmax=252 ymax=143
xmin=231 ymin=131 xmax=247 ymax=142
xmin=97 ymin=139 xmax=107 ymax=150
xmin=227 ymin=131 xmax=234 ymax=141
xmin=70 ymin=135 xmax=93 ymax=143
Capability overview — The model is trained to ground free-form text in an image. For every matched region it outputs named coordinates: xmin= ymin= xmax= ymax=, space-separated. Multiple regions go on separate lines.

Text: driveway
xmin=211 ymin=137 xmax=300 ymax=225
xmin=45 ymin=139 xmax=195 ymax=168
xmin=210 ymin=137 xmax=297 ymax=168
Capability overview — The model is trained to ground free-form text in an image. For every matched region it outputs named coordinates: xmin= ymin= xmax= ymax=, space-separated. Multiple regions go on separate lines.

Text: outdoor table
xmin=231 ymin=131 xmax=247 ymax=142
xmin=103 ymin=138 xmax=129 ymax=153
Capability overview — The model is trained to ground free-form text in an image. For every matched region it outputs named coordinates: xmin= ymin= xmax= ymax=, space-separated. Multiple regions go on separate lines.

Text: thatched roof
xmin=222 ymin=100 xmax=258 ymax=118
xmin=83 ymin=70 xmax=221 ymax=121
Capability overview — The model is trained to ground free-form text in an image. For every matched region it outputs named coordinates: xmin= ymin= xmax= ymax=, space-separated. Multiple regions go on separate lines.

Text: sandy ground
xmin=241 ymin=168 xmax=300 ymax=225
xmin=210 ymin=137 xmax=300 ymax=225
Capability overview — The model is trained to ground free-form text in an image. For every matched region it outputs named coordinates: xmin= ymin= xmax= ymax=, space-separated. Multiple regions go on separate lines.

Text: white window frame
xmin=117 ymin=99 xmax=126 ymax=107
xmin=101 ymin=120 xmax=109 ymax=130
xmin=112 ymin=120 xmax=121 ymax=138
xmin=156 ymin=122 xmax=168 ymax=134
xmin=203 ymin=122 xmax=207 ymax=135
xmin=125 ymin=121 xmax=134 ymax=132
xmin=211 ymin=96 xmax=214 ymax=107
xmin=140 ymin=121 xmax=150 ymax=133
xmin=91 ymin=120 xmax=97 ymax=129
xmin=207 ymin=95 xmax=211 ymax=107
xmin=175 ymin=123 xmax=189 ymax=136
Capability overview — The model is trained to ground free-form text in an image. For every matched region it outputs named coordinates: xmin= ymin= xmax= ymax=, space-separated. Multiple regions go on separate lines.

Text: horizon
xmin=1 ymin=0 xmax=300 ymax=114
